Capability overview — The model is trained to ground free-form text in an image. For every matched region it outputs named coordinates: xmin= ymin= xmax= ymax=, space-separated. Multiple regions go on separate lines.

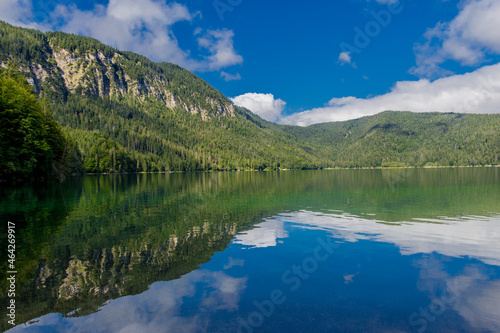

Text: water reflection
xmin=236 ymin=211 xmax=500 ymax=266
xmin=2 ymin=168 xmax=499 ymax=332
xmin=10 ymin=268 xmax=247 ymax=333
xmin=414 ymin=255 xmax=500 ymax=333
xmin=233 ymin=219 xmax=288 ymax=249
xmin=10 ymin=211 xmax=500 ymax=332
xmin=232 ymin=212 xmax=500 ymax=332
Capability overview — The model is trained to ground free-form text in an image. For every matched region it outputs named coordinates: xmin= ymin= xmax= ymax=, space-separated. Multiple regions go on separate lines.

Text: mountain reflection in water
xmin=2 ymin=168 xmax=499 ymax=332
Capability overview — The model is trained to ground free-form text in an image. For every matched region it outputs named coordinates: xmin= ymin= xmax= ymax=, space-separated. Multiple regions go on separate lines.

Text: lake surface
xmin=1 ymin=168 xmax=500 ymax=332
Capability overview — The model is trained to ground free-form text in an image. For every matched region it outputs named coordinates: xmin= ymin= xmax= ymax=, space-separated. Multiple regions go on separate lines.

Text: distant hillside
xmin=1 ymin=21 xmax=499 ymax=180
xmin=282 ymin=111 xmax=500 ymax=168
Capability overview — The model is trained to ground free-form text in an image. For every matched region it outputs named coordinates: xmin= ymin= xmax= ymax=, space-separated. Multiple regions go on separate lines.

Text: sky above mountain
xmin=2 ymin=0 xmax=500 ymax=125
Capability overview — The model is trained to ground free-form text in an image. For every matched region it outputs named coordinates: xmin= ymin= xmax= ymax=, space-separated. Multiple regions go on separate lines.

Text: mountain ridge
xmin=0 ymin=21 xmax=235 ymax=119
xmin=1 ymin=20 xmax=499 ymax=180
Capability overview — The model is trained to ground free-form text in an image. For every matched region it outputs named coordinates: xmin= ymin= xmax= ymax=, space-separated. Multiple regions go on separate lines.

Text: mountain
xmin=0 ymin=21 xmax=324 ymax=180
xmin=282 ymin=111 xmax=500 ymax=168
xmin=0 ymin=22 xmax=234 ymax=118
xmin=0 ymin=20 xmax=499 ymax=181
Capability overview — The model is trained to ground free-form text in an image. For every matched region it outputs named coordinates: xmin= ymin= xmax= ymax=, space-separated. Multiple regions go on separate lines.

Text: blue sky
xmin=2 ymin=0 xmax=500 ymax=125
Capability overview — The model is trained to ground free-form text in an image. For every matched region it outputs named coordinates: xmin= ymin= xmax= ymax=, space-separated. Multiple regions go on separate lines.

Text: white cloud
xmin=1 ymin=0 xmax=243 ymax=73
xmin=231 ymin=93 xmax=287 ymax=122
xmin=0 ymin=0 xmax=38 ymax=28
xmin=412 ymin=0 xmax=500 ymax=78
xmin=338 ymin=51 xmax=352 ymax=65
xmin=49 ymin=1 xmax=192 ymax=67
xmin=220 ymin=71 xmax=241 ymax=81
xmin=197 ymin=29 xmax=243 ymax=71
xmin=280 ymin=63 xmax=500 ymax=126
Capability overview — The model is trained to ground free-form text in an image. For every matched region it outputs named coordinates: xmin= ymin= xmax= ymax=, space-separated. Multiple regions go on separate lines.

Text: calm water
xmin=1 ymin=168 xmax=499 ymax=332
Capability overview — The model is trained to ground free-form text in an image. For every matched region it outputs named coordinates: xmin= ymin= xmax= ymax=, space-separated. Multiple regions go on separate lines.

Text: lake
xmin=1 ymin=168 xmax=500 ymax=332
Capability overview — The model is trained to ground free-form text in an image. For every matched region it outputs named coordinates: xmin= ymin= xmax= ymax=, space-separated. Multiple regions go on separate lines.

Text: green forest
xmin=0 ymin=65 xmax=81 ymax=181
xmin=282 ymin=111 xmax=500 ymax=168
xmin=1 ymin=20 xmax=499 ymax=181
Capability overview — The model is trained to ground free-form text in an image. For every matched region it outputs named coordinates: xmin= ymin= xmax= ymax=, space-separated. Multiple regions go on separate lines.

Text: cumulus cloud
xmin=0 ymin=0 xmax=38 ymax=28
xmin=412 ymin=0 xmax=500 ymax=78
xmin=1 ymin=0 xmax=243 ymax=73
xmin=279 ymin=63 xmax=500 ymax=126
xmin=49 ymin=1 xmax=193 ymax=66
xmin=196 ymin=29 xmax=243 ymax=71
xmin=231 ymin=93 xmax=287 ymax=122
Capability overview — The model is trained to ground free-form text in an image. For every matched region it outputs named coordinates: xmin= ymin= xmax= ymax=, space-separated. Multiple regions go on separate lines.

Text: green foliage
xmin=46 ymin=31 xmax=118 ymax=58
xmin=282 ymin=111 xmax=500 ymax=168
xmin=1 ymin=20 xmax=499 ymax=179
xmin=51 ymin=95 xmax=322 ymax=172
xmin=0 ymin=64 xmax=79 ymax=180
xmin=0 ymin=22 xmax=51 ymax=66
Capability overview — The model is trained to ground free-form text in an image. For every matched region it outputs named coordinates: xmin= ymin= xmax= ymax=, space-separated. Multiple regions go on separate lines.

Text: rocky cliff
xmin=0 ymin=22 xmax=234 ymax=120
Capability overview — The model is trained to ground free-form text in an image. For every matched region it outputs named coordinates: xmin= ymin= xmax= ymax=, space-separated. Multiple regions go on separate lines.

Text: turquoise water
xmin=1 ymin=168 xmax=500 ymax=332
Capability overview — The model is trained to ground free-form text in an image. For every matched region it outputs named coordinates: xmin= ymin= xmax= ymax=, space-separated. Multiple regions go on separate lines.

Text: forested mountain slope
xmin=282 ymin=111 xmax=500 ymax=168
xmin=1 ymin=21 xmax=499 ymax=180
xmin=0 ymin=21 xmax=323 ymax=178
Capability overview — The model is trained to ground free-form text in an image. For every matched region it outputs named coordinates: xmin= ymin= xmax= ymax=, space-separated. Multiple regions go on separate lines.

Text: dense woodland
xmin=0 ymin=65 xmax=81 ymax=181
xmin=1 ymin=21 xmax=499 ymax=181
xmin=283 ymin=111 xmax=500 ymax=168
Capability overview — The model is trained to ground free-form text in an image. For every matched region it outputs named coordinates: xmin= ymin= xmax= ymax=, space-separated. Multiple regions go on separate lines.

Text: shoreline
xmin=3 ymin=165 xmax=498 ymax=183
xmin=82 ymin=164 xmax=500 ymax=175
